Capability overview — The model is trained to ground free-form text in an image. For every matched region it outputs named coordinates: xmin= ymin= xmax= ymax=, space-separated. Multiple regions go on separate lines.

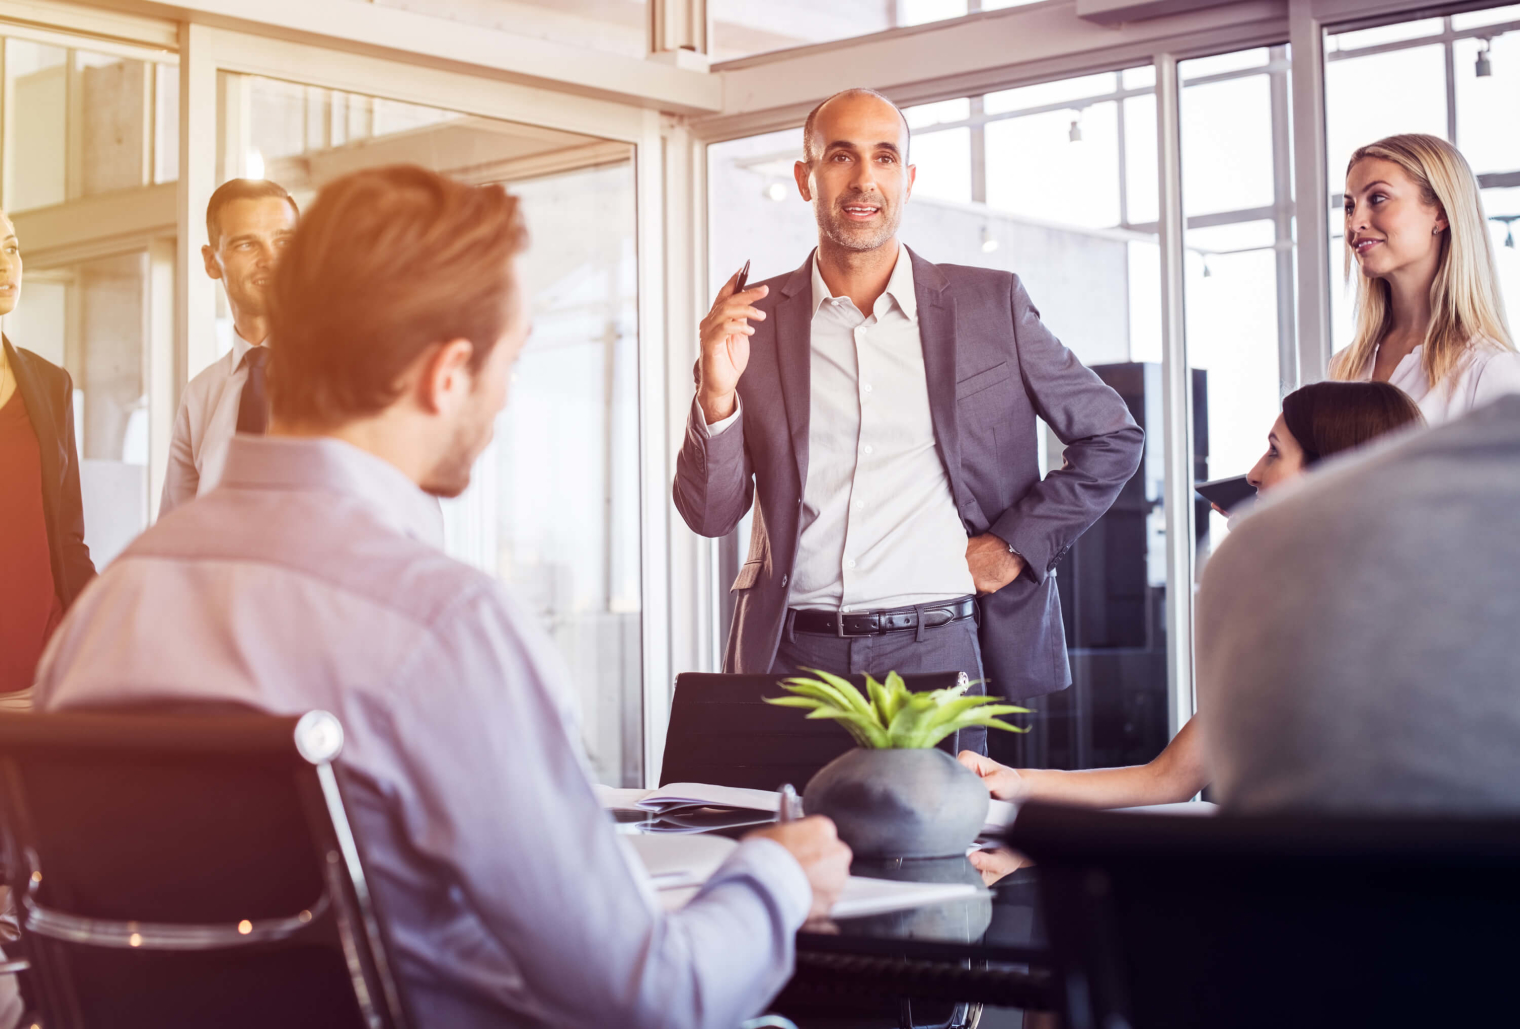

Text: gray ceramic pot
xmin=802 ymin=747 xmax=988 ymax=859
xmin=847 ymin=856 xmax=993 ymax=941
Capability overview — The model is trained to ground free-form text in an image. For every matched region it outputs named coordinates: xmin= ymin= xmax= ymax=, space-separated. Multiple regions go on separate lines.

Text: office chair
xmin=661 ymin=672 xmax=970 ymax=790
xmin=0 ymin=707 xmax=410 ymax=1029
xmin=1007 ymin=801 xmax=1520 ymax=1028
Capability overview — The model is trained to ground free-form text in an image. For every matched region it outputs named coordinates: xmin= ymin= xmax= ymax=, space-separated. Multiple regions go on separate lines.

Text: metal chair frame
xmin=0 ymin=709 xmax=410 ymax=1029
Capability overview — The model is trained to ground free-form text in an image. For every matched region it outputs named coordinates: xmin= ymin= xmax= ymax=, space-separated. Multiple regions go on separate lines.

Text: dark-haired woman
xmin=0 ymin=209 xmax=94 ymax=696
xmin=1248 ymin=380 xmax=1424 ymax=493
xmin=958 ymin=380 xmax=1425 ymax=823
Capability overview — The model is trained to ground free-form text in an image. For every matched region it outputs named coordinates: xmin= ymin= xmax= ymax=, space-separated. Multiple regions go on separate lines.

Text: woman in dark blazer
xmin=0 ymin=210 xmax=95 ymax=694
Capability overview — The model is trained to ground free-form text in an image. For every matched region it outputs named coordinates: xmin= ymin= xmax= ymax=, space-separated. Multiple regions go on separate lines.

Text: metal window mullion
xmin=635 ymin=109 xmax=673 ymax=789
xmin=176 ymin=22 xmax=219 ymax=398
xmin=1443 ymin=18 xmax=1457 ymax=145
xmin=1156 ymin=52 xmax=1195 ymax=739
xmin=1268 ymin=43 xmax=1297 ymax=395
xmin=1289 ymin=0 xmax=1332 ymax=383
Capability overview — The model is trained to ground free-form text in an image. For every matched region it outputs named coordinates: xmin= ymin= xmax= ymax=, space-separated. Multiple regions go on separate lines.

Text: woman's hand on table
xmin=958 ymin=750 xmax=1025 ymax=802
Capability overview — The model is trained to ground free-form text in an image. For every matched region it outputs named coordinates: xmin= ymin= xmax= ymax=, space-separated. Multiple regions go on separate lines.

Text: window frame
xmin=4 ymin=0 xmax=1508 ymax=786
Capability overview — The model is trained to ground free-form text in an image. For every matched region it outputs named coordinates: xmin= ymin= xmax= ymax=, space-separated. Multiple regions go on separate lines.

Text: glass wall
xmin=1 ymin=36 xmax=178 ymax=566
xmin=1325 ymin=7 xmax=1520 ymax=350
xmin=1180 ymin=46 xmax=1295 ymax=554
xmin=222 ymin=73 xmax=645 ymax=784
xmin=708 ymin=65 xmax=1172 ymax=773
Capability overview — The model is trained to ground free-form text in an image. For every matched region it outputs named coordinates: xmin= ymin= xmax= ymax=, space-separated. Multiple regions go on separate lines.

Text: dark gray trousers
xmin=770 ymin=610 xmax=988 ymax=756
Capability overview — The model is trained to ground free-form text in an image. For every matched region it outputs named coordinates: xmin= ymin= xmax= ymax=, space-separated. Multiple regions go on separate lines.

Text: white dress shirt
xmin=1345 ymin=337 xmax=1520 ymax=425
xmin=37 ymin=435 xmax=811 ymax=1029
xmin=705 ymin=246 xmax=974 ymax=612
xmin=159 ymin=331 xmax=263 ymax=517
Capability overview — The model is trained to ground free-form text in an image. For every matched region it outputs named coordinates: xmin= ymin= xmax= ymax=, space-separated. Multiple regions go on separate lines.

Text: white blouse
xmin=1345 ymin=337 xmax=1520 ymax=425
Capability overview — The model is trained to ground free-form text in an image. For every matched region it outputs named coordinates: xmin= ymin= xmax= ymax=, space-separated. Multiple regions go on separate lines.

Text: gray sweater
xmin=1198 ymin=395 xmax=1520 ymax=813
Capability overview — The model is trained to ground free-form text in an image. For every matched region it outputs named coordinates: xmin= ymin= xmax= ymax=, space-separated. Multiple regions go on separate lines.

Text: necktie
xmin=236 ymin=346 xmax=270 ymax=435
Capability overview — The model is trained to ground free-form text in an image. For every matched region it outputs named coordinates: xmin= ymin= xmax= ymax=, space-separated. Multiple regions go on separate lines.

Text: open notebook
xmin=598 ymin=783 xmax=1018 ymax=837
xmin=624 ymin=833 xmax=982 ymax=919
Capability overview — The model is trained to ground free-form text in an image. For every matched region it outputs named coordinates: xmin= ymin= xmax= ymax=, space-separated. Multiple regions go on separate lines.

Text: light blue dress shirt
xmin=35 ymin=435 xmax=811 ymax=1028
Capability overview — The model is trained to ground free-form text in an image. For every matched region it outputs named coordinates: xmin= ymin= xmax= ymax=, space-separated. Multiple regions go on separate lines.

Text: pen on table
xmin=778 ymin=783 xmax=803 ymax=823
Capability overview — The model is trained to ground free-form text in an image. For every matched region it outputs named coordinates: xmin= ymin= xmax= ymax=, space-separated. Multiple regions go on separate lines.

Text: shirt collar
xmin=219 ymin=435 xmax=445 ymax=549
xmin=809 ymin=243 xmax=917 ymax=322
xmin=231 ymin=330 xmax=263 ymax=370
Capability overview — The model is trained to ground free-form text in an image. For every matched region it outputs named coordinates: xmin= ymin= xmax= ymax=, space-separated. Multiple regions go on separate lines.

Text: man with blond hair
xmin=36 ymin=164 xmax=850 ymax=1028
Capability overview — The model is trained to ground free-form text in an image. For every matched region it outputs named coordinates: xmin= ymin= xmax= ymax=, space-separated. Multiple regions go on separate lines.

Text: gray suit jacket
xmin=673 ymin=248 xmax=1144 ymax=699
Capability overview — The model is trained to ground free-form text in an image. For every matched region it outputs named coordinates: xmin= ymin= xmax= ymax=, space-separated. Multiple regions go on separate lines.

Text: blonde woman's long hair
xmin=1329 ymin=134 xmax=1514 ymax=391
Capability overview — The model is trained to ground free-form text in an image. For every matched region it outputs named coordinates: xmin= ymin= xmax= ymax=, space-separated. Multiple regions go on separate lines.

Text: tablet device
xmin=1195 ymin=474 xmax=1256 ymax=513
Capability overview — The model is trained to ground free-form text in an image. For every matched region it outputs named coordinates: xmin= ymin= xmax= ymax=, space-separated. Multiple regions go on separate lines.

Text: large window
xmin=1325 ymin=7 xmax=1520 ymax=350
xmin=708 ymin=65 xmax=1173 ymax=774
xmin=1 ymin=35 xmax=179 ymax=567
xmin=221 ymin=74 xmax=645 ymax=785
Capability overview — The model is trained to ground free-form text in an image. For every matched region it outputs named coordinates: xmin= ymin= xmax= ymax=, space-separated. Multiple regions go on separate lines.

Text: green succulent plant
xmin=764 ymin=668 xmax=1030 ymax=750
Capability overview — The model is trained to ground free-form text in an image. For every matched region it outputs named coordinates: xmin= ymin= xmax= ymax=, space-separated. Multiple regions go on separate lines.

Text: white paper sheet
xmin=626 ymin=833 xmax=983 ymax=918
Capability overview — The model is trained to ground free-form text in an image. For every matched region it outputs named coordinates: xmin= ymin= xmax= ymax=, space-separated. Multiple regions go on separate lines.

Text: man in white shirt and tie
xmin=159 ymin=179 xmax=298 ymax=515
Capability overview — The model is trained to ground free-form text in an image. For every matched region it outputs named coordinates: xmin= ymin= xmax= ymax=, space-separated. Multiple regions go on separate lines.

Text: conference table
xmin=617 ymin=802 xmax=1057 ymax=1025
xmin=783 ymin=851 xmax=1056 ymax=1023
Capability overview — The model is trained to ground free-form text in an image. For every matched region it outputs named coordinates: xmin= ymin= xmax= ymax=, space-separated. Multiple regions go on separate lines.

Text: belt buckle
xmin=836 ymin=610 xmax=871 ymax=638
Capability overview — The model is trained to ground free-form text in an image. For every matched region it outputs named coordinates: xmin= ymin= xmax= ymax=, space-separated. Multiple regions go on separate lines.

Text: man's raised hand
xmin=697 ymin=268 xmax=768 ymax=424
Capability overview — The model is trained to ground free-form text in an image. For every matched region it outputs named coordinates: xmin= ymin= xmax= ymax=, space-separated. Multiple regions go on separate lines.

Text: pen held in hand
xmin=777 ymin=782 xmax=803 ymax=823
xmin=735 ymin=259 xmax=750 ymax=293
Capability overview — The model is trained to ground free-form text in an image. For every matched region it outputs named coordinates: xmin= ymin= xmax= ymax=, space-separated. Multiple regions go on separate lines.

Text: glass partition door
xmin=220 ymin=73 xmax=645 ymax=785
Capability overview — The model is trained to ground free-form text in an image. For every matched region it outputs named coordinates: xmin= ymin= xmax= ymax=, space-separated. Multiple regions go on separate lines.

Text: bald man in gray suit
xmin=674 ymin=89 xmax=1143 ymax=742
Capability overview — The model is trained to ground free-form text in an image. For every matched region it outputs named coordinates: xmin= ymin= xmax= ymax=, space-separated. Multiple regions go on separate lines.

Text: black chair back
xmin=661 ymin=672 xmax=967 ymax=790
xmin=1007 ymin=802 xmax=1520 ymax=1028
xmin=0 ymin=708 xmax=410 ymax=1029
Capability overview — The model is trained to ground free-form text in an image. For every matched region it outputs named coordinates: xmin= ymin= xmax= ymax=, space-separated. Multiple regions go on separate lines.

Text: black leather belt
xmin=791 ymin=596 xmax=977 ymax=638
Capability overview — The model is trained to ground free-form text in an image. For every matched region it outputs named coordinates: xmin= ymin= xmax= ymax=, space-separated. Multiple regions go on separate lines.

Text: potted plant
xmin=766 ymin=669 xmax=1029 ymax=859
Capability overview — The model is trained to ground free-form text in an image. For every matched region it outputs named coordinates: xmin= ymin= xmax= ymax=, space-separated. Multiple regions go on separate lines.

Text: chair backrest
xmin=0 ymin=707 xmax=410 ymax=1029
xmin=1006 ymin=802 xmax=1520 ymax=1029
xmin=661 ymin=672 xmax=966 ymax=790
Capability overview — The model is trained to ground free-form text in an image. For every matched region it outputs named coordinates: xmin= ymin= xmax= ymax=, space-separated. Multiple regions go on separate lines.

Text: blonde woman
xmin=1332 ymin=133 xmax=1518 ymax=422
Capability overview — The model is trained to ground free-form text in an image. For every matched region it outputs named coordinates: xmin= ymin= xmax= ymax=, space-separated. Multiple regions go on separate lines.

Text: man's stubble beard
xmin=815 ymin=195 xmax=903 ymax=254
xmin=421 ymin=402 xmax=496 ymax=499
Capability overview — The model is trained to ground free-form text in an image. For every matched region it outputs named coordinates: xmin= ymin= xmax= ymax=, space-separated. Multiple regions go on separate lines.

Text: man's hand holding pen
xmin=698 ymin=261 xmax=768 ymax=425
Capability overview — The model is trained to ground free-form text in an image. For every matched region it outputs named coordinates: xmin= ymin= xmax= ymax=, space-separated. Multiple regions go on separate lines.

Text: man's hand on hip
xmin=966 ymin=534 xmax=1026 ymax=594
xmin=697 ymin=269 xmax=769 ymax=425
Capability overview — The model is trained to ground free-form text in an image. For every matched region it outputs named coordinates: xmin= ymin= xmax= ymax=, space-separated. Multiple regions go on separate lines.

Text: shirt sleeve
xmin=376 ymin=583 xmax=809 ymax=1029
xmin=693 ymin=393 xmax=742 ymax=438
xmin=1471 ymin=350 xmax=1520 ymax=410
xmin=158 ymin=393 xmax=198 ymax=518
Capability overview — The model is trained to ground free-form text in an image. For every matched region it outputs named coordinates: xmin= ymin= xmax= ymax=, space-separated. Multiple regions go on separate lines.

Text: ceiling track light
xmin=980 ymin=224 xmax=1000 ymax=253
xmin=1068 ymin=113 xmax=1083 ymax=143
xmin=1476 ymin=37 xmax=1493 ymax=77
